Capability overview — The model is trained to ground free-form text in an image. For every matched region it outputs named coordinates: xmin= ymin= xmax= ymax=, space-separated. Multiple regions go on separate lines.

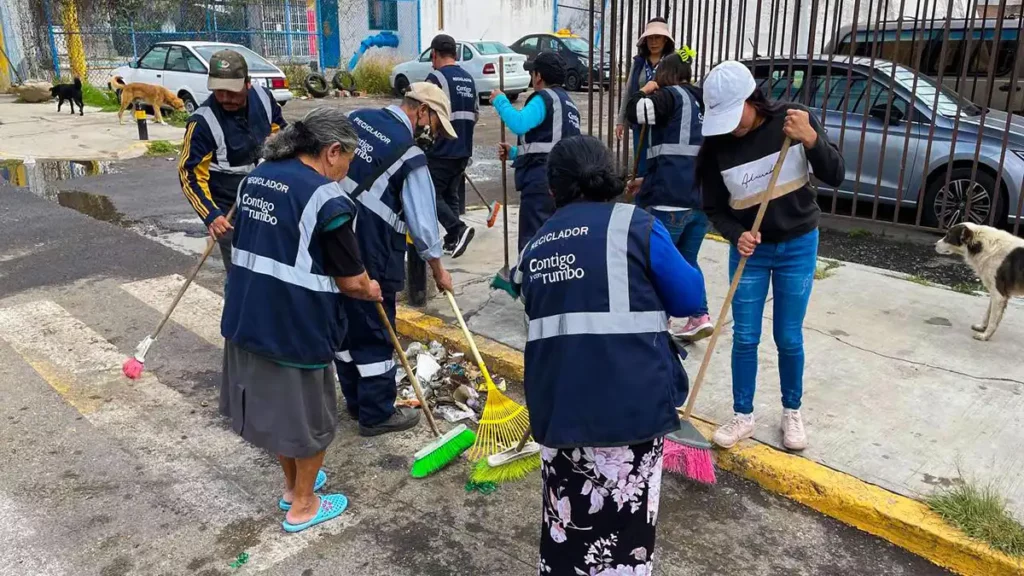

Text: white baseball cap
xmin=701 ymin=61 xmax=757 ymax=136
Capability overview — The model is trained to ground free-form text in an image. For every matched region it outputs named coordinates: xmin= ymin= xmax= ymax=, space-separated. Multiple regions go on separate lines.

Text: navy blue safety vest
xmin=222 ymin=157 xmax=356 ymax=364
xmin=427 ymin=64 xmax=476 ymax=159
xmin=514 ymin=201 xmax=688 ymax=448
xmin=637 ymin=85 xmax=704 ymax=209
xmin=343 ymin=107 xmax=426 ymax=294
xmin=513 ymin=87 xmax=581 ymax=193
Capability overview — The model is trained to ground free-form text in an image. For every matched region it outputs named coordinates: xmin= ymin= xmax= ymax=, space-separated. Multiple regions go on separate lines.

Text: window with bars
xmin=368 ymin=0 xmax=398 ymax=31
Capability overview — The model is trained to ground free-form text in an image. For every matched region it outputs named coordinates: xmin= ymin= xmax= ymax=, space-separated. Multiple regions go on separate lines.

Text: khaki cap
xmin=207 ymin=49 xmax=248 ymax=92
xmin=405 ymin=82 xmax=457 ymax=139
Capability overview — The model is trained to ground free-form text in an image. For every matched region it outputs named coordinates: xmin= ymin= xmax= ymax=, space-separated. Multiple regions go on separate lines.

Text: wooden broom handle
xmin=153 ymin=205 xmax=236 ymax=338
xmin=376 ymin=301 xmax=442 ymax=437
xmin=625 ymin=125 xmax=648 ymax=202
xmin=681 ymin=137 xmax=793 ymax=420
xmin=443 ymin=290 xmax=495 ymax=385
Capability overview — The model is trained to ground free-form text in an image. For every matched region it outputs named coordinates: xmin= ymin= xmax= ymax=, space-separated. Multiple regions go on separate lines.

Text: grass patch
xmin=905 ymin=274 xmax=932 ymax=287
xmin=145 ymin=140 xmax=180 ymax=156
xmin=353 ymin=54 xmax=398 ymax=95
xmin=847 ymin=228 xmax=871 ymax=239
xmin=81 ymin=83 xmax=120 ymax=112
xmin=815 ymin=259 xmax=843 ymax=280
xmin=165 ymin=110 xmax=189 ymax=127
xmin=952 ymin=281 xmax=984 ymax=295
xmin=281 ymin=64 xmax=310 ymax=97
xmin=928 ymin=477 xmax=1024 ymax=557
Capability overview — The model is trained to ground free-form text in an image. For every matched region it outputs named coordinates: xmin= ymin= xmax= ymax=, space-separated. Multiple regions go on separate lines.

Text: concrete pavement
xmin=0 ymin=188 xmax=951 ymax=575
xmin=0 ymin=95 xmax=183 ymax=160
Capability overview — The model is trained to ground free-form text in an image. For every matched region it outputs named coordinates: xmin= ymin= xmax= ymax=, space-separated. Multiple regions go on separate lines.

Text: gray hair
xmin=263 ymin=106 xmax=359 ymax=161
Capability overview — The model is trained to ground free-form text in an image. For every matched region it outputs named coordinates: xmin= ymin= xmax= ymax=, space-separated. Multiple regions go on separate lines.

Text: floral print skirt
xmin=538 ymin=438 xmax=663 ymax=576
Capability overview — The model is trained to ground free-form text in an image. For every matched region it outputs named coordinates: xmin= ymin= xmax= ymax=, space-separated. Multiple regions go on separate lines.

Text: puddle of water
xmin=56 ymin=190 xmax=135 ymax=226
xmin=0 ymin=158 xmax=119 ymax=199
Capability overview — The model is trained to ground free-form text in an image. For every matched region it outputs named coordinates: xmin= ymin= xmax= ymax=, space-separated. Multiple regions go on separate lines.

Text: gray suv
xmin=745 ymin=56 xmax=1024 ymax=228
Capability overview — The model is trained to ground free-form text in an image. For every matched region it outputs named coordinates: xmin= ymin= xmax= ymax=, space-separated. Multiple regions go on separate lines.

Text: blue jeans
xmin=649 ymin=208 xmax=709 ymax=316
xmin=728 ymin=228 xmax=818 ymax=415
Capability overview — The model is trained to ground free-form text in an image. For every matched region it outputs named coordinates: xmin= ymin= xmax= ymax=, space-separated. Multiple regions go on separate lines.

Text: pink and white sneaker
xmin=670 ymin=314 xmax=714 ymax=342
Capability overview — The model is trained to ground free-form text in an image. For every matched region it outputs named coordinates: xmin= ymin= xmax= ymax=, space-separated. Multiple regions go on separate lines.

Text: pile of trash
xmin=394 ymin=340 xmax=507 ymax=425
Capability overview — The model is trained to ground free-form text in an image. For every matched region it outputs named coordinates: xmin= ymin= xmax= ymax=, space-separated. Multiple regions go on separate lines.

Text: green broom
xmin=469 ymin=427 xmax=541 ymax=484
xmin=375 ymin=301 xmax=475 ymax=478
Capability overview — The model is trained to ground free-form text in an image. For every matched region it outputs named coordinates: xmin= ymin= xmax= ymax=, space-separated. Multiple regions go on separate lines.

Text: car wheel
xmin=393 ymin=74 xmax=410 ymax=96
xmin=507 ymin=92 xmax=520 ymax=103
xmin=181 ymin=93 xmax=198 ymax=114
xmin=304 ymin=73 xmax=330 ymax=98
xmin=923 ymin=167 xmax=1006 ymax=228
xmin=564 ymin=71 xmax=581 ymax=92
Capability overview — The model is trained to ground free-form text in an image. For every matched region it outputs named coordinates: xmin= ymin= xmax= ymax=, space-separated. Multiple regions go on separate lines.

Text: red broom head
xmin=486 ymin=202 xmax=502 ymax=228
xmin=122 ymin=357 xmax=145 ymax=380
xmin=664 ymin=440 xmax=717 ymax=485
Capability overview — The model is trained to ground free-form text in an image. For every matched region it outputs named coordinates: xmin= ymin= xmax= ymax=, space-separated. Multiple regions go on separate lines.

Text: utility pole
xmin=438 ymin=0 xmax=445 ymax=29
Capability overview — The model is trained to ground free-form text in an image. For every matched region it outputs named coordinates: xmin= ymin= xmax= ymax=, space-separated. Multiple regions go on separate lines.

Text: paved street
xmin=0 ymin=177 xmax=954 ymax=574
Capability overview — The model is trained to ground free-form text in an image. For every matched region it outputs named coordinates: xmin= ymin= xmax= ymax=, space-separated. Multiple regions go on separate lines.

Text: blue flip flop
xmin=278 ymin=469 xmax=327 ymax=511
xmin=281 ymin=493 xmax=348 ymax=533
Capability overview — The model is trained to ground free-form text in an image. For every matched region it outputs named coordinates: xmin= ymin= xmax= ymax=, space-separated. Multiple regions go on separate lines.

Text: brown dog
xmin=111 ymin=76 xmax=185 ymax=125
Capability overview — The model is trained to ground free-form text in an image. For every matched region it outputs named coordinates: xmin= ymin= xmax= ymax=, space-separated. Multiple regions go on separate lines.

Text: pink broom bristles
xmin=122 ymin=357 xmax=145 ymax=379
xmin=664 ymin=441 xmax=717 ymax=485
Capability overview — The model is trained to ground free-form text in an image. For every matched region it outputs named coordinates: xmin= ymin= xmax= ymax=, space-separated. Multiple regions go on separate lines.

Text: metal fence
xmin=42 ymin=0 xmax=322 ymax=86
xmin=576 ymin=0 xmax=1024 ymax=233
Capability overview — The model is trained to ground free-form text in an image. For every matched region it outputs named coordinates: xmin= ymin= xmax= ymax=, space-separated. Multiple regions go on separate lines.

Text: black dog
xmin=50 ymin=77 xmax=84 ymax=116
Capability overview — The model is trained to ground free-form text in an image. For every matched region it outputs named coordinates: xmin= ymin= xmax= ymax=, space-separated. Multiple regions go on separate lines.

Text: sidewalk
xmin=411 ymin=205 xmax=1024 ymax=570
xmin=0 ymin=95 xmax=183 ymax=160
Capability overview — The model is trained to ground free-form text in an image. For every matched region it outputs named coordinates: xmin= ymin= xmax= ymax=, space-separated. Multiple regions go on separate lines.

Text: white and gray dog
xmin=935 ymin=222 xmax=1024 ymax=341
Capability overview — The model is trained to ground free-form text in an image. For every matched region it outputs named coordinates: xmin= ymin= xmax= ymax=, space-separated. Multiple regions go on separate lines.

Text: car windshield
xmin=889 ymin=65 xmax=983 ymax=117
xmin=561 ymin=37 xmax=591 ymax=53
xmin=193 ymin=44 xmax=279 ymax=73
xmin=473 ymin=42 xmax=515 ymax=55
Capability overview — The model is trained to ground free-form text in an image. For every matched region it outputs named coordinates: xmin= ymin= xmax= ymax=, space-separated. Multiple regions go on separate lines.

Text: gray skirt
xmin=220 ymin=341 xmax=338 ymax=458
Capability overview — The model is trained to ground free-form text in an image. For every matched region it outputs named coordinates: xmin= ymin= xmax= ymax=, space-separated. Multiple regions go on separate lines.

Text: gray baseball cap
xmin=207 ymin=49 xmax=248 ymax=92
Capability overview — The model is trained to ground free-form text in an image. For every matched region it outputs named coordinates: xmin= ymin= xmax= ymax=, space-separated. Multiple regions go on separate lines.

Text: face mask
xmin=414 ymin=108 xmax=435 ymax=151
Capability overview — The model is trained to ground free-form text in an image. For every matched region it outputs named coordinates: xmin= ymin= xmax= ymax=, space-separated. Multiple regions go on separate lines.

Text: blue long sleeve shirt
xmin=648 ymin=218 xmax=705 ymax=318
xmin=385 ymin=105 xmax=442 ymax=260
xmin=492 ymin=93 xmax=547 ymax=161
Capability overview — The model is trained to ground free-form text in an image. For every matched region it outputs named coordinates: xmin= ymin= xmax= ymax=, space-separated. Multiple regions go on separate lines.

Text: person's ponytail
xmin=547 ymin=135 xmax=624 ymax=208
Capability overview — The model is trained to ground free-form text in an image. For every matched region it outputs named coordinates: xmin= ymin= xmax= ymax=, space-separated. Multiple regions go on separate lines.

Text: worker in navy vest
xmin=509 ymin=136 xmax=704 ymax=574
xmin=626 ymin=48 xmax=714 ymax=343
xmin=615 ymin=17 xmax=675 ymax=178
xmin=491 ymin=51 xmax=582 ymax=253
xmin=221 ymin=108 xmax=381 ymax=533
xmin=180 ymin=49 xmax=286 ymax=273
xmin=426 ymin=34 xmax=478 ymax=258
xmin=337 ymin=82 xmax=457 ymax=437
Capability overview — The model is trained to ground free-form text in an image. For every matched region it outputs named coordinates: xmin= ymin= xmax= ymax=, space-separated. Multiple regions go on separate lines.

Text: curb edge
xmin=395 ymin=303 xmax=1024 ymax=576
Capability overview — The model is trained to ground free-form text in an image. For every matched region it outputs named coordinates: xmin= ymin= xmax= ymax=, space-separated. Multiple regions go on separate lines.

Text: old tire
xmin=304 ymin=73 xmax=330 ymax=98
xmin=181 ymin=93 xmax=198 ymax=114
xmin=333 ymin=71 xmax=356 ymax=91
xmin=923 ymin=167 xmax=1005 ymax=228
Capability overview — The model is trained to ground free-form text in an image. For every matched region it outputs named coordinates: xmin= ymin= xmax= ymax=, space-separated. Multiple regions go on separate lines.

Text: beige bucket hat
xmin=636 ymin=20 xmax=675 ymax=47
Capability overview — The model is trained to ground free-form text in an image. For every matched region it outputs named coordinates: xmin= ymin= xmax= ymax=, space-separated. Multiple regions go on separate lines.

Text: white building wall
xmin=419 ymin=0 xmax=556 ymax=47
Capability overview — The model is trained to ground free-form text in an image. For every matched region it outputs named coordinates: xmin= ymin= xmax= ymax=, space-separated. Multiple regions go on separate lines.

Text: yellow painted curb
xmin=395 ymin=304 xmax=1024 ymax=576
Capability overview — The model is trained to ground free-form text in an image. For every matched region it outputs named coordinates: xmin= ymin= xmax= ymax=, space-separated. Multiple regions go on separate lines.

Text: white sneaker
xmin=712 ymin=413 xmax=755 ymax=449
xmin=782 ymin=409 xmax=807 ymax=451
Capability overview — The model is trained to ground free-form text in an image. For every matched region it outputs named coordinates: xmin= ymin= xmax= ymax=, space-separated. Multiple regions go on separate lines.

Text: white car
xmin=109 ymin=41 xmax=293 ymax=114
xmin=389 ymin=41 xmax=530 ymax=103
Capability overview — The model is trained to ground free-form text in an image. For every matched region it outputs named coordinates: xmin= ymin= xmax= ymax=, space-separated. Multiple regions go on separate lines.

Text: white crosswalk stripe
xmin=120 ymin=274 xmax=226 ymax=348
xmin=0 ymin=295 xmax=357 ymax=574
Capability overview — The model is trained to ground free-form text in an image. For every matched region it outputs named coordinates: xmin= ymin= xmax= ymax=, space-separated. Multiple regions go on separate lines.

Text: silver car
xmin=744 ymin=56 xmax=1024 ymax=228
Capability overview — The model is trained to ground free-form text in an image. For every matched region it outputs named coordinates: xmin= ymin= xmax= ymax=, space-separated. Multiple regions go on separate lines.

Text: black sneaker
xmin=442 ymin=242 xmax=456 ymax=256
xmin=359 ymin=406 xmax=421 ymax=437
xmin=450 ymin=227 xmax=475 ymax=259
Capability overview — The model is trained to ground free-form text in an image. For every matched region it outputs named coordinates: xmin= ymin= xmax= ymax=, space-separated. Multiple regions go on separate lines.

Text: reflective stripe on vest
xmin=451 ymin=111 xmax=476 ymax=121
xmin=294 ymin=181 xmax=350 ymax=272
xmin=195 ymin=106 xmax=257 ymax=174
xmin=342 ymin=147 xmax=422 ymax=236
xmin=430 ymin=70 xmax=474 ymax=121
xmin=334 ymin=350 xmax=393 ymax=376
xmin=646 ymin=86 xmax=701 ymax=159
xmin=519 ymin=89 xmax=562 ymax=155
xmin=526 ymin=203 xmax=668 ymax=341
xmin=254 ymin=87 xmax=273 ymax=126
xmin=231 ymin=247 xmax=339 ymax=293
